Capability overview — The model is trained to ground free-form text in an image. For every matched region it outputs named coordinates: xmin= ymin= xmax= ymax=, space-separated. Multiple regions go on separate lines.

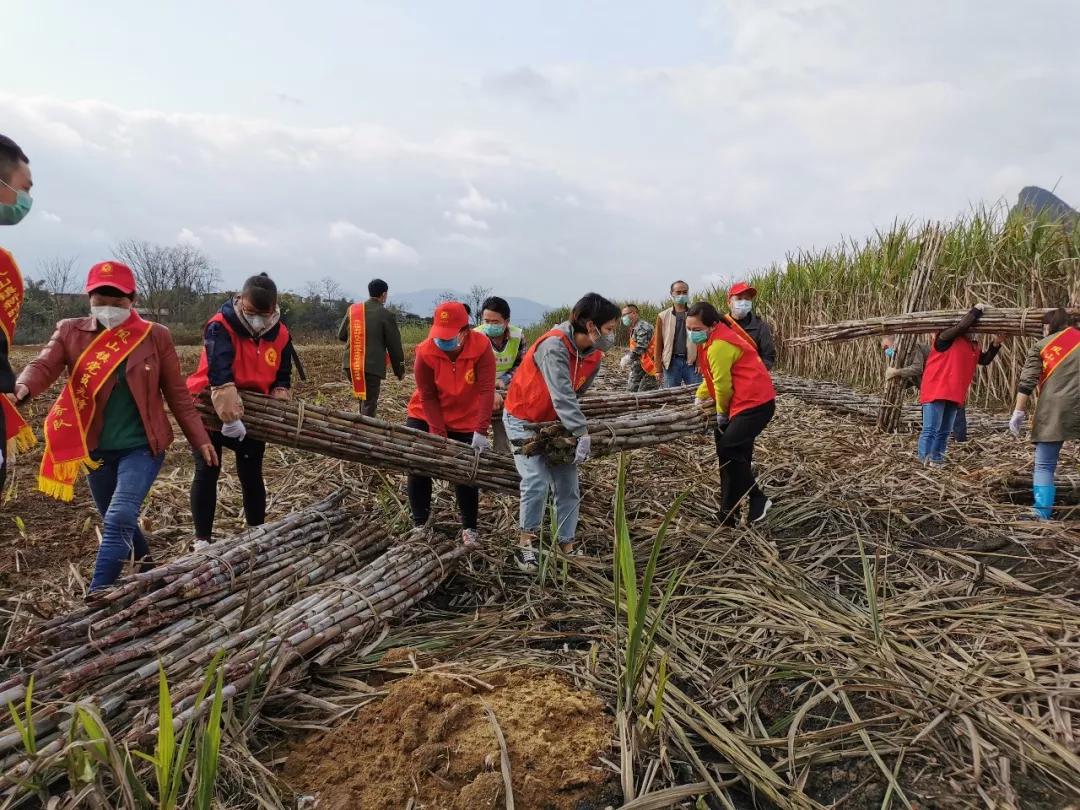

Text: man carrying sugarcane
xmin=338 ymin=278 xmax=406 ymax=418
xmin=620 ymin=304 xmax=658 ymax=392
xmin=0 ymin=134 xmax=38 ymax=495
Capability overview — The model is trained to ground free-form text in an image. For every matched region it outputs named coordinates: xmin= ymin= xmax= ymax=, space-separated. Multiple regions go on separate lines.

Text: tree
xmin=34 ymin=255 xmax=83 ymax=322
xmin=304 ymin=276 xmax=344 ymax=303
xmin=112 ymin=239 xmax=220 ymax=324
xmin=466 ymin=284 xmax=492 ymax=324
xmin=431 ymin=289 xmax=458 ymax=310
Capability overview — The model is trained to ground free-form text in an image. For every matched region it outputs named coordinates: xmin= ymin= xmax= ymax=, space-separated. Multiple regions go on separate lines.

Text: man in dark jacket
xmin=727 ymin=282 xmax=776 ymax=370
xmin=338 ymin=278 xmax=406 ymax=417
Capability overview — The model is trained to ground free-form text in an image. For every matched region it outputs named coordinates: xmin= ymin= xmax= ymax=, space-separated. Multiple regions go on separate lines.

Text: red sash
xmin=0 ymin=249 xmax=35 ymax=455
xmin=348 ymin=302 xmax=368 ymax=400
xmin=39 ymin=311 xmax=153 ymax=501
xmin=1039 ymin=327 xmax=1080 ymax=387
xmin=723 ymin=314 xmax=757 ymax=349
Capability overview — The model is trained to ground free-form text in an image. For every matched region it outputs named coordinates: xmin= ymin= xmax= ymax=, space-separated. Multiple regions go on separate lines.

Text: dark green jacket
xmin=337 ymin=299 xmax=406 ymax=381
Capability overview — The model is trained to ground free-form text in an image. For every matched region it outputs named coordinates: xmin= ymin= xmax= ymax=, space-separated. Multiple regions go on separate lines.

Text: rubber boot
xmin=1033 ymin=485 xmax=1055 ymax=521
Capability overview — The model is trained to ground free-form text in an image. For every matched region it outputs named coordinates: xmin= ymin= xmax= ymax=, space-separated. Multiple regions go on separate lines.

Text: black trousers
xmin=714 ymin=400 xmax=775 ymax=517
xmin=190 ymin=430 xmax=267 ymax=539
xmin=0 ymin=405 xmax=6 ymax=495
xmin=405 ymin=417 xmax=478 ymax=530
xmin=360 ymin=374 xmax=382 ymax=418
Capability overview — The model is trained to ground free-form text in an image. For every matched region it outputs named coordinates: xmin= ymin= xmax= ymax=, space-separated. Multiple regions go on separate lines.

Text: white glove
xmin=0 ymin=449 xmax=4 ymax=467
xmin=573 ymin=433 xmax=592 ymax=465
xmin=716 ymin=413 xmax=730 ymax=432
xmin=975 ymin=303 xmax=988 ymax=311
xmin=619 ymin=353 xmax=632 ymax=369
xmin=1008 ymin=409 xmax=1026 ymax=438
xmin=221 ymin=419 xmax=247 ymax=441
xmin=471 ymin=432 xmax=490 ymax=451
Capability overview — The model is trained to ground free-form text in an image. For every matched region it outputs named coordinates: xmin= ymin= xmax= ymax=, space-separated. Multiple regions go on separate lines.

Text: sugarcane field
xmin=3 ymin=6 xmax=1080 ymax=809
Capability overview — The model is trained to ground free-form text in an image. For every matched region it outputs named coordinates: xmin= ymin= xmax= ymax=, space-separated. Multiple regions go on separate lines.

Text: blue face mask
xmin=479 ymin=323 xmax=504 ymax=338
xmin=689 ymin=329 xmax=709 ymax=345
xmin=434 ymin=336 xmax=461 ymax=352
xmin=884 ymin=347 xmax=896 ymax=359
xmin=0 ymin=179 xmax=32 ymax=226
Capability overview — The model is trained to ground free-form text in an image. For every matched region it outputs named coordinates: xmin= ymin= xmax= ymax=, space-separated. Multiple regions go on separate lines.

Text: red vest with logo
xmin=187 ymin=313 xmax=290 ymax=396
xmin=505 ymin=328 xmax=603 ymax=424
xmin=407 ymin=330 xmax=492 ymax=431
xmin=919 ymin=336 xmax=979 ymax=405
xmin=699 ymin=321 xmax=775 ymax=417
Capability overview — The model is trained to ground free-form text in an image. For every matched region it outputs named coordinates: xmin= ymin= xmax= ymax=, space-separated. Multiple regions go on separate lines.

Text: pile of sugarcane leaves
xmin=3 ymin=385 xmax=1080 ymax=809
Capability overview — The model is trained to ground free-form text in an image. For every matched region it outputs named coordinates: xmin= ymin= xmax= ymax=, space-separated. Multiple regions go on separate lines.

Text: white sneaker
xmin=514 ymin=545 xmax=539 ymax=572
xmin=462 ymin=529 xmax=479 ymax=548
xmin=193 ymin=539 xmax=210 ymax=553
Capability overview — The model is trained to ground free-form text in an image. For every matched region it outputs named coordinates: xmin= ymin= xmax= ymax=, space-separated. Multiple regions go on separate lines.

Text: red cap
xmin=85 ymin=261 xmax=136 ymax=295
xmin=728 ymin=281 xmax=757 ymax=298
xmin=429 ymin=301 xmax=470 ymax=340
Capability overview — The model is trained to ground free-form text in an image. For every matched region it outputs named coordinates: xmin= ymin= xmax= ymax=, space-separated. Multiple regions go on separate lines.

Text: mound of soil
xmin=283 ymin=669 xmax=614 ymax=810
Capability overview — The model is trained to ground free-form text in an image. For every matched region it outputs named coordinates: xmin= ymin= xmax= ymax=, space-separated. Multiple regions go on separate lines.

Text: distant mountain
xmin=1011 ymin=186 xmax=1078 ymax=222
xmin=389 ymin=288 xmax=555 ymax=326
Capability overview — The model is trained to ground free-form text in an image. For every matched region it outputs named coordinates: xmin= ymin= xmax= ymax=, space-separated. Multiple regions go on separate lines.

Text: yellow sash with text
xmin=1039 ymin=326 xmax=1080 ymax=387
xmin=0 ymin=248 xmax=36 ymax=455
xmin=39 ymin=311 xmax=152 ymax=501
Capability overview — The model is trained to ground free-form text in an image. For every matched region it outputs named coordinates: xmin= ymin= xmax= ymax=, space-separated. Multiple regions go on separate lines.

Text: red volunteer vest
xmin=699 ymin=321 xmax=775 ymax=418
xmin=187 ymin=313 xmax=290 ymax=396
xmin=505 ymin=329 xmax=603 ymax=424
xmin=919 ymin=336 xmax=979 ymax=405
xmin=406 ymin=331 xmax=492 ymax=431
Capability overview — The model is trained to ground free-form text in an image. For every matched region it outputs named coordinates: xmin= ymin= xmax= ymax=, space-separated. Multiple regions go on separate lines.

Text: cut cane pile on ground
xmin=1 ymin=341 xmax=1077 ymax=810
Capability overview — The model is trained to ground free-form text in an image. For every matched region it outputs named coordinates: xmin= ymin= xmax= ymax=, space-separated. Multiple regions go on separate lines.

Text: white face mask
xmin=247 ymin=314 xmax=268 ymax=332
xmin=730 ymin=299 xmax=753 ymax=318
xmin=91 ymin=306 xmax=130 ymax=330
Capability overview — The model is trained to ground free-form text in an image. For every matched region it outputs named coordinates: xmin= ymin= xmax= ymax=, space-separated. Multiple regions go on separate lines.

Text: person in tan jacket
xmin=653 ymin=280 xmax=701 ymax=387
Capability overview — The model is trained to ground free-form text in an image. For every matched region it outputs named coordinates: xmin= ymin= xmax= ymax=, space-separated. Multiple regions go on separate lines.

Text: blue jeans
xmin=1034 ymin=441 xmax=1063 ymax=488
xmin=87 ymin=447 xmax=165 ymax=591
xmin=918 ymin=400 xmax=959 ymax=463
xmin=952 ymin=406 xmax=968 ymax=442
xmin=663 ymin=355 xmax=702 ymax=388
xmin=503 ymin=412 xmax=581 ymax=542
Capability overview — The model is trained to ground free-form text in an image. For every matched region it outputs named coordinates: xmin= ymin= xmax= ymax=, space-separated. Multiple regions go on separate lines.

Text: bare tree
xmin=305 ymin=276 xmax=344 ymax=303
xmin=35 ymin=255 xmax=81 ymax=322
xmin=112 ymin=240 xmax=220 ymax=324
xmin=466 ymin=284 xmax=493 ymax=324
xmin=431 ymin=289 xmax=458 ymax=309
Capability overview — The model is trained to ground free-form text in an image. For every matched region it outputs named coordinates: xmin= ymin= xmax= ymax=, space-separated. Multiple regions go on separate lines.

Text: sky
xmin=3 ymin=0 xmax=1077 ymax=307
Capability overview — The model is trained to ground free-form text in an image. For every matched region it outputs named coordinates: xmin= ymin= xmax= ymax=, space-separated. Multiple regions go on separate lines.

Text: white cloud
xmin=177 ymin=227 xmax=203 ymax=247
xmin=443 ymin=232 xmax=495 ymax=251
xmin=329 ymin=221 xmax=420 ymax=264
xmin=443 ymin=210 xmax=489 ymax=231
xmin=209 ymin=224 xmax=265 ymax=247
xmin=40 ymin=210 xmax=62 ymax=224
xmin=457 ymin=184 xmax=505 ymax=214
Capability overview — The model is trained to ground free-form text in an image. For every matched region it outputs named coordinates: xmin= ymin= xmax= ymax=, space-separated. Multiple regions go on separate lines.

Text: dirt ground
xmin=282 ymin=668 xmax=615 ymax=810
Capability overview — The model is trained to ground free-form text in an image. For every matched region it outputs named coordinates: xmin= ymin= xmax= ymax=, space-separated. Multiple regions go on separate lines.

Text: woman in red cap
xmin=405 ymin=300 xmax=495 ymax=546
xmin=13 ymin=261 xmax=218 ymax=590
xmin=726 ymin=282 xmax=776 ymax=370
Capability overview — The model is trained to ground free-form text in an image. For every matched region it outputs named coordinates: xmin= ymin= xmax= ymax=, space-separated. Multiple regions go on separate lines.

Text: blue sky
xmin=4 ymin=0 xmax=1077 ymax=307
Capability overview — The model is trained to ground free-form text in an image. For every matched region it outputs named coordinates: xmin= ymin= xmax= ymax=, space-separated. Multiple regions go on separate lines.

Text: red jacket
xmin=920 ymin=336 xmax=979 ymax=405
xmin=504 ymin=328 xmax=603 ymax=424
xmin=698 ymin=321 xmax=775 ymax=418
xmin=187 ymin=312 xmax=291 ymax=396
xmin=17 ymin=317 xmax=211 ymax=455
xmin=407 ymin=330 xmax=495 ymax=435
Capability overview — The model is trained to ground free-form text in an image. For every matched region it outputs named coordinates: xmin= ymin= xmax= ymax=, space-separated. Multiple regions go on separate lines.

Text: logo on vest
xmin=465 ymin=367 xmax=476 ymax=384
xmin=264 ymin=347 xmax=278 ymax=366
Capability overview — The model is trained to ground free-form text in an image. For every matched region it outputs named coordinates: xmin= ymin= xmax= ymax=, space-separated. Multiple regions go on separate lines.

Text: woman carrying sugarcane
xmin=1008 ymin=307 xmax=1080 ymax=522
xmin=187 ymin=273 xmax=295 ymax=549
xmin=917 ymin=304 xmax=1005 ymax=465
xmin=686 ymin=301 xmax=776 ymax=526
xmin=503 ymin=293 xmax=620 ymax=571
xmin=406 ymin=300 xmax=496 ymax=547
xmin=13 ymin=261 xmax=217 ymax=590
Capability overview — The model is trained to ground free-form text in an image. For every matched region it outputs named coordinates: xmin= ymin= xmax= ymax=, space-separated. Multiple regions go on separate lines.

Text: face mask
xmin=883 ymin=346 xmax=896 ymax=359
xmin=590 ymin=327 xmax=616 ymax=352
xmin=621 ymin=315 xmax=632 ymax=327
xmin=689 ymin=329 xmax=709 ymax=345
xmin=673 ymin=294 xmax=689 ymax=306
xmin=479 ymin=323 xmax=504 ymax=338
xmin=91 ymin=306 xmax=130 ymax=330
xmin=730 ymin=299 xmax=753 ymax=318
xmin=0 ymin=180 xmax=32 ymax=226
xmin=434 ymin=336 xmax=461 ymax=352
xmin=247 ymin=314 xmax=268 ymax=332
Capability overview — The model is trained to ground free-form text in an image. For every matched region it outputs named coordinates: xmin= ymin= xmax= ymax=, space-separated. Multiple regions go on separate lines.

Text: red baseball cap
xmin=728 ymin=281 xmax=757 ymax=298
xmin=85 ymin=261 xmax=137 ymax=295
xmin=430 ymin=301 xmax=470 ymax=340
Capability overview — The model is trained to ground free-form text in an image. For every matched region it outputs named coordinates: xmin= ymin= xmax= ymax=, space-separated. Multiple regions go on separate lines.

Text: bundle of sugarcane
xmin=197 ymin=392 xmax=521 ymax=494
xmin=790 ymin=306 xmax=1080 ymax=345
xmin=579 ymin=385 xmax=694 ymax=419
xmin=517 ymin=405 xmax=711 ymax=463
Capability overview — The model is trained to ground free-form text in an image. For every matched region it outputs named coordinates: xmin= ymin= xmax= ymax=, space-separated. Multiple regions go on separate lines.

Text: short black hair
xmin=623 ymin=303 xmax=639 ymax=313
xmin=670 ymin=279 xmax=688 ymax=293
xmin=687 ymin=300 xmax=721 ymax=327
xmin=368 ymin=278 xmax=388 ymax=298
xmin=88 ymin=285 xmax=135 ymax=302
xmin=1044 ymin=307 xmax=1071 ymax=334
xmin=481 ymin=295 xmax=511 ymax=320
xmin=242 ymin=272 xmax=278 ymax=312
xmin=570 ymin=292 xmax=621 ymax=334
xmin=0 ymin=135 xmax=29 ymax=184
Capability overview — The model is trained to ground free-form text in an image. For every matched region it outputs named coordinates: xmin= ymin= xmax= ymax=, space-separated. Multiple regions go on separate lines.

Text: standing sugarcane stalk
xmin=878 ymin=225 xmax=942 ymax=433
